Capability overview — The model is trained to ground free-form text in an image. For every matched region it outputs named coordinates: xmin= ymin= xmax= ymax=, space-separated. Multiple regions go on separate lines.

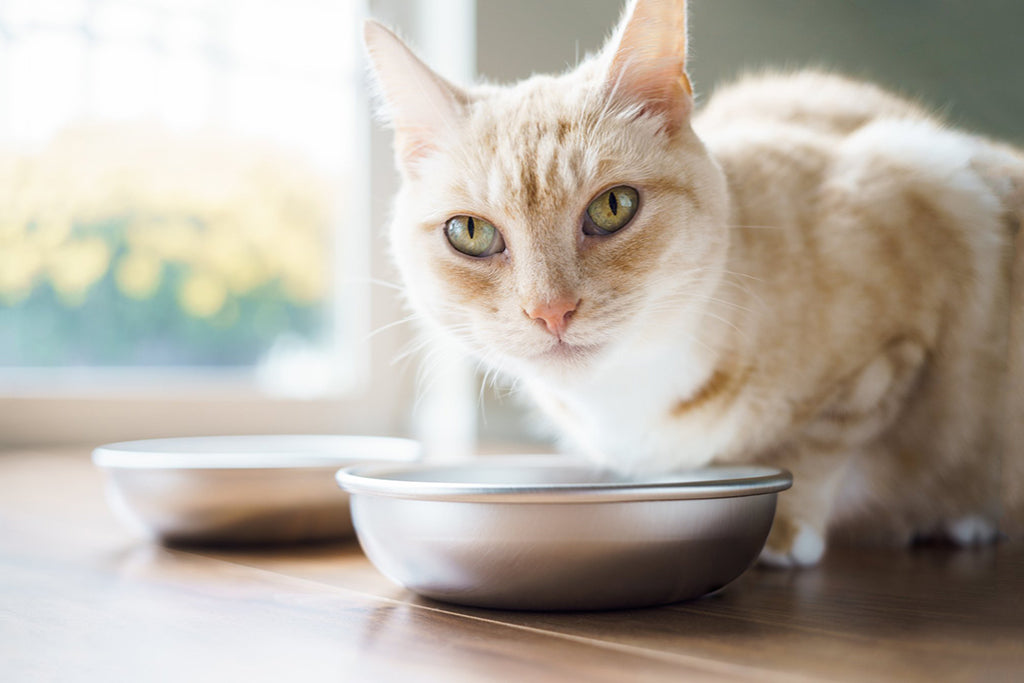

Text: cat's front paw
xmin=945 ymin=514 xmax=1000 ymax=547
xmin=759 ymin=517 xmax=825 ymax=568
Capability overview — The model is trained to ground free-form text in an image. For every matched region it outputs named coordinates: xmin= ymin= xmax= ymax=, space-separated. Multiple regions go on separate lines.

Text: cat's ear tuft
xmin=603 ymin=0 xmax=692 ymax=134
xmin=363 ymin=20 xmax=468 ymax=176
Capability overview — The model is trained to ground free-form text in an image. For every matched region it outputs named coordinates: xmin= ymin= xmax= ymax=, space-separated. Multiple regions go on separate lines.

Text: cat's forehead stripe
xmin=519 ymin=155 xmax=540 ymax=209
xmin=503 ymin=117 xmax=591 ymax=214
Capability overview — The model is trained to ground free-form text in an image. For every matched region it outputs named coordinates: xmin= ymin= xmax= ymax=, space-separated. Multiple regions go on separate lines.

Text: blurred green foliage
xmin=0 ymin=123 xmax=334 ymax=367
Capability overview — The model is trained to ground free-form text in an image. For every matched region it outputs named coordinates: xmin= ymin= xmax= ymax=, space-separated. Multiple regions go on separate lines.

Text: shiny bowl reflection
xmin=336 ymin=457 xmax=792 ymax=611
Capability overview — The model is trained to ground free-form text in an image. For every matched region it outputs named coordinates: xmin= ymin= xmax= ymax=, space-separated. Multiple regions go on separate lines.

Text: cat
xmin=364 ymin=0 xmax=1024 ymax=566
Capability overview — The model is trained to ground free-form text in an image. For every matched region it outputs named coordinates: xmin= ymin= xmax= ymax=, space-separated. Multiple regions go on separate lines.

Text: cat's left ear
xmin=603 ymin=0 xmax=693 ymax=134
xmin=363 ymin=20 xmax=469 ymax=177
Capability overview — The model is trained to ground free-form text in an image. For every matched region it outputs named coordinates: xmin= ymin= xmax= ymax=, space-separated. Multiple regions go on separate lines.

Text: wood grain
xmin=2 ymin=449 xmax=1022 ymax=682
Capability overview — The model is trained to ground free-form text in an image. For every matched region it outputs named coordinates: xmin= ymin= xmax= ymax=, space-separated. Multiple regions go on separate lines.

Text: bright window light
xmin=0 ymin=0 xmax=364 ymax=398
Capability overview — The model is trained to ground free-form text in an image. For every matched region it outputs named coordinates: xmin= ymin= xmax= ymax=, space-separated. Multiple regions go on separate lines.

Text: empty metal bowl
xmin=336 ymin=456 xmax=792 ymax=611
xmin=93 ymin=435 xmax=420 ymax=545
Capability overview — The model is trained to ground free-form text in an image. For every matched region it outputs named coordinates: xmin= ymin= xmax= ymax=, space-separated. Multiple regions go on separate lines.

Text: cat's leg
xmin=833 ymin=447 xmax=1001 ymax=549
xmin=759 ymin=338 xmax=928 ymax=567
xmin=1003 ymin=176 xmax=1024 ymax=539
xmin=972 ymin=141 xmax=1024 ymax=539
xmin=758 ymin=445 xmax=848 ymax=568
xmin=944 ymin=515 xmax=1001 ymax=546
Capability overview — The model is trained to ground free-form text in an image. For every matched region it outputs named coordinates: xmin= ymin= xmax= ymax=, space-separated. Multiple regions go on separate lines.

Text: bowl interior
xmin=337 ymin=457 xmax=792 ymax=503
xmin=371 ymin=461 xmax=778 ymax=485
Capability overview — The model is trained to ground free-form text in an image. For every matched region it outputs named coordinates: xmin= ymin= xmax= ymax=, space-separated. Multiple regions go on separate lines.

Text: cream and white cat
xmin=365 ymin=0 xmax=1024 ymax=566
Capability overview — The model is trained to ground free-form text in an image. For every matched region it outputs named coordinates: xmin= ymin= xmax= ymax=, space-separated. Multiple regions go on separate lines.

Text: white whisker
xmin=720 ymin=267 xmax=765 ymax=283
xmin=364 ymin=313 xmax=420 ymax=342
xmin=341 ymin=276 xmax=406 ymax=292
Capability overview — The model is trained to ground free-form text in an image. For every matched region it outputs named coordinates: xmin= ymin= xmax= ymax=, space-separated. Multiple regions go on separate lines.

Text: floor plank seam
xmin=182 ymin=548 xmax=820 ymax=683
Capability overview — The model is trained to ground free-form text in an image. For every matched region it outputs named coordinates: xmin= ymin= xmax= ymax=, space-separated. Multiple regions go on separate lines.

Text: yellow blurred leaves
xmin=46 ymin=238 xmax=112 ymax=306
xmin=115 ymin=251 xmax=162 ymax=300
xmin=0 ymin=242 xmax=43 ymax=304
xmin=179 ymin=271 xmax=228 ymax=318
xmin=0 ymin=122 xmax=335 ymax=314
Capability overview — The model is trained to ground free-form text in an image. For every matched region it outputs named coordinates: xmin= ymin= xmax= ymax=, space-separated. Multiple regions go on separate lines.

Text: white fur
xmin=759 ymin=524 xmax=825 ymax=568
xmin=946 ymin=515 xmax=1000 ymax=547
xmin=524 ymin=308 xmax=737 ymax=473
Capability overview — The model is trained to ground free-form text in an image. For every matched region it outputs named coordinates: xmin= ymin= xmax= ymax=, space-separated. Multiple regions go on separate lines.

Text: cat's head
xmin=367 ymin=0 xmax=728 ymax=380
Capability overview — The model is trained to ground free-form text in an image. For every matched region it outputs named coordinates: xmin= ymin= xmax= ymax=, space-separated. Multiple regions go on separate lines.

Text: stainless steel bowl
xmin=93 ymin=435 xmax=420 ymax=545
xmin=336 ymin=457 xmax=792 ymax=611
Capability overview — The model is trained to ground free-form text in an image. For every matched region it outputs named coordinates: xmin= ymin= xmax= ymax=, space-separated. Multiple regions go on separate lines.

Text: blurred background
xmin=1 ymin=0 xmax=1021 ymax=450
xmin=0 ymin=1 xmax=353 ymax=377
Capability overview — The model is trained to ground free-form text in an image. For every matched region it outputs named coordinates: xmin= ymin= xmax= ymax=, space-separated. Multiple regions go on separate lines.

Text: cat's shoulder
xmin=690 ymin=69 xmax=984 ymax=209
xmin=694 ymin=70 xmax=933 ymax=138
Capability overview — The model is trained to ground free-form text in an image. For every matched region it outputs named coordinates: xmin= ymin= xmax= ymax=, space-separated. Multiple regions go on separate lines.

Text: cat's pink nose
xmin=524 ymin=298 xmax=579 ymax=338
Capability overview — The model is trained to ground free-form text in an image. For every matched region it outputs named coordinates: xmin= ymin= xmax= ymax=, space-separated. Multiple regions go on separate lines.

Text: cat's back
xmin=690 ymin=69 xmax=1015 ymax=258
xmin=694 ymin=70 xmax=931 ymax=138
xmin=690 ymin=71 xmax=947 ymax=239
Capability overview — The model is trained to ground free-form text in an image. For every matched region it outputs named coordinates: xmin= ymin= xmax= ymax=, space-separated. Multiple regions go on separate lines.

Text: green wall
xmin=477 ymin=0 xmax=1023 ymax=144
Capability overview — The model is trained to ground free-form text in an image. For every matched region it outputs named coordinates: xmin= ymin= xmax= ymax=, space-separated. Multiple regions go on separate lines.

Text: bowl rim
xmin=336 ymin=456 xmax=792 ymax=504
xmin=92 ymin=434 xmax=421 ymax=470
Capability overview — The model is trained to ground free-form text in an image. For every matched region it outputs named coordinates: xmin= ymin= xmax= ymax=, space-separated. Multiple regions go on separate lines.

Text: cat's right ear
xmin=363 ymin=20 xmax=468 ymax=178
xmin=603 ymin=0 xmax=692 ymax=135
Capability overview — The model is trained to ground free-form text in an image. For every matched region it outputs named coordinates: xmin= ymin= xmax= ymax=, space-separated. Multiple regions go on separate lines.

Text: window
xmin=0 ymin=0 xmax=431 ymax=448
xmin=0 ymin=0 xmax=364 ymax=398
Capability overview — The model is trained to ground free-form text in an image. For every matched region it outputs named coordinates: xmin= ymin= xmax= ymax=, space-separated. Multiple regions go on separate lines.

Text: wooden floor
xmin=2 ymin=449 xmax=1022 ymax=682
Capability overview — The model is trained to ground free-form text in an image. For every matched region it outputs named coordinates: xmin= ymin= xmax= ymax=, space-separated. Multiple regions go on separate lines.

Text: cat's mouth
xmin=531 ymin=340 xmax=602 ymax=365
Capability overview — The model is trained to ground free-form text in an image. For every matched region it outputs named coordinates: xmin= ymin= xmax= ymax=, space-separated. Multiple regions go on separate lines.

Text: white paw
xmin=759 ymin=524 xmax=826 ymax=568
xmin=945 ymin=515 xmax=999 ymax=547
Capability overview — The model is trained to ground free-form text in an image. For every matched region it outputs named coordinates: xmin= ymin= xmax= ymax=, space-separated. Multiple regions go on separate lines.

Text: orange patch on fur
xmin=433 ymin=259 xmax=500 ymax=307
xmin=670 ymin=367 xmax=743 ymax=417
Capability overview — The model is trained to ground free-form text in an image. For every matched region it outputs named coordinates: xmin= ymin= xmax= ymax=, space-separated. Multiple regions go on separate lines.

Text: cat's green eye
xmin=585 ymin=186 xmax=639 ymax=235
xmin=445 ymin=215 xmax=505 ymax=257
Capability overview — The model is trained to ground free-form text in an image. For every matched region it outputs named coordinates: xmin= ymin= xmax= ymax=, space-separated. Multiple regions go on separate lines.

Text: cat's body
xmin=697 ymin=73 xmax=1022 ymax=555
xmin=366 ymin=0 xmax=1024 ymax=565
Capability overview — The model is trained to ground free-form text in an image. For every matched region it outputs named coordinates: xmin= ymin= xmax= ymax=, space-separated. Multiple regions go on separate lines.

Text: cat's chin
xmin=527 ymin=340 xmax=604 ymax=368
